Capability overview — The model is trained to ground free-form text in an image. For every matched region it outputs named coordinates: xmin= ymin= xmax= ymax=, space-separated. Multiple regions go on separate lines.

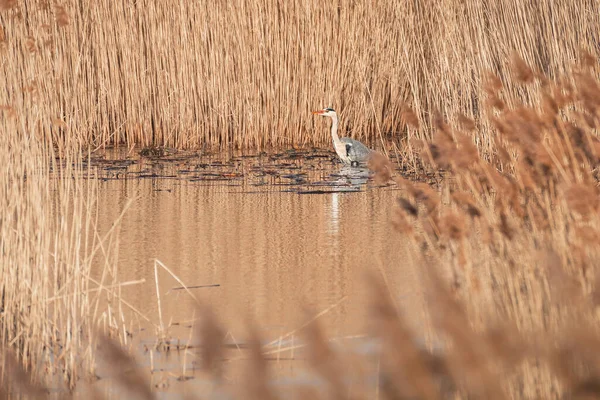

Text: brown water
xmin=90 ymin=149 xmax=431 ymax=394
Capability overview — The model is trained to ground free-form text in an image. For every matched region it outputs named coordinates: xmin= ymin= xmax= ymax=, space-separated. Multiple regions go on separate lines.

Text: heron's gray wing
xmin=341 ymin=137 xmax=371 ymax=161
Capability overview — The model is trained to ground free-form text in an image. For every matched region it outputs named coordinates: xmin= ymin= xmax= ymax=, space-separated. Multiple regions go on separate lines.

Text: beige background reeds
xmin=1 ymin=0 xmax=598 ymax=150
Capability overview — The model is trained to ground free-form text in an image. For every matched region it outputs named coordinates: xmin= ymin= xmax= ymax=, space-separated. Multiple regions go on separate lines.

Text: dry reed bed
xmin=0 ymin=106 xmax=131 ymax=393
xmin=2 ymin=0 xmax=600 ymax=395
xmin=5 ymin=59 xmax=600 ymax=399
xmin=1 ymin=0 xmax=599 ymax=153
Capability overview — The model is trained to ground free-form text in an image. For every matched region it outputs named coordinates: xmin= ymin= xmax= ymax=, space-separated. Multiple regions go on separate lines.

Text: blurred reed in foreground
xmin=370 ymin=53 xmax=600 ymax=398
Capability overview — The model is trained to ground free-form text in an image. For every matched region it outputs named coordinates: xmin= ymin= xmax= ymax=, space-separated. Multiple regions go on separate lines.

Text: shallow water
xmin=89 ymin=148 xmax=431 ymax=394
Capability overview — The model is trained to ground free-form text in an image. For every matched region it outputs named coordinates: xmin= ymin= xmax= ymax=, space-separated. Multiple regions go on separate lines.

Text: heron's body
xmin=338 ymin=137 xmax=372 ymax=165
xmin=313 ymin=107 xmax=372 ymax=166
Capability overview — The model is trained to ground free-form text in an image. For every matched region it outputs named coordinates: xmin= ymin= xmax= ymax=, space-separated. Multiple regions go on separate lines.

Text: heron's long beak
xmin=312 ymin=110 xmax=324 ymax=115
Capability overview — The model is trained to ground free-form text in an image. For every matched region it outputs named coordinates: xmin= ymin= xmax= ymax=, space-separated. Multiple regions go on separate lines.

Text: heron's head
xmin=312 ymin=107 xmax=336 ymax=118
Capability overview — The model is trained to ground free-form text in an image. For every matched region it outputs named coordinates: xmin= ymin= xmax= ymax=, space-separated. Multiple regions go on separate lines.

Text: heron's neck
xmin=330 ymin=115 xmax=340 ymax=145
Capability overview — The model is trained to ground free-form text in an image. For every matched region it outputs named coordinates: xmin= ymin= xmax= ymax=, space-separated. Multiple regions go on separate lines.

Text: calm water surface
xmin=90 ymin=149 xmax=430 ymax=394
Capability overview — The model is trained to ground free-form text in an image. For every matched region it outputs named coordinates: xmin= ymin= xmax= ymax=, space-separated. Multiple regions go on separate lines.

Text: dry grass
xmin=0 ymin=0 xmax=598 ymax=155
xmin=0 ymin=102 xmax=131 ymax=391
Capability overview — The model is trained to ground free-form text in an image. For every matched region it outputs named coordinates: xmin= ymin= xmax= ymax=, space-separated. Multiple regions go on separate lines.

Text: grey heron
xmin=312 ymin=107 xmax=373 ymax=166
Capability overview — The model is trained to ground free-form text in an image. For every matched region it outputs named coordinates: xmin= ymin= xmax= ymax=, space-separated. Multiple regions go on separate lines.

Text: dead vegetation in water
xmin=86 ymin=148 xmax=408 ymax=194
